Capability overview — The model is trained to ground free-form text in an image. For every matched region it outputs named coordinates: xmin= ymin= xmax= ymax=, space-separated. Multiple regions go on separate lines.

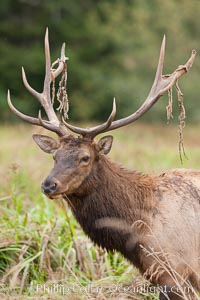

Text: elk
xmin=7 ymin=29 xmax=199 ymax=300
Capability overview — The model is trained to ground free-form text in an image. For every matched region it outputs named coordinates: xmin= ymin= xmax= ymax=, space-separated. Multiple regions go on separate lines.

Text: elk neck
xmin=63 ymin=155 xmax=157 ymax=266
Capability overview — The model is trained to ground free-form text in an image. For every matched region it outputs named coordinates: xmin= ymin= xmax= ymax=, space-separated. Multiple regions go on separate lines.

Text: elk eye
xmin=80 ymin=156 xmax=90 ymax=163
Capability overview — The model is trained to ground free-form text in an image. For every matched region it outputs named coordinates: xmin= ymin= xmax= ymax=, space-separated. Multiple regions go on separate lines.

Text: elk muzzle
xmin=41 ymin=177 xmax=60 ymax=196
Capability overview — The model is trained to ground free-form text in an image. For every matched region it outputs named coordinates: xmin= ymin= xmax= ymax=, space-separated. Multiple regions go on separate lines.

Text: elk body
xmin=8 ymin=29 xmax=199 ymax=300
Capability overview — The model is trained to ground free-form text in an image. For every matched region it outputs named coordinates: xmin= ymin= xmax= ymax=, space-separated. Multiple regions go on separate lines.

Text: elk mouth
xmin=41 ymin=180 xmax=69 ymax=199
xmin=43 ymin=190 xmax=69 ymax=200
xmin=41 ymin=189 xmax=60 ymax=199
xmin=47 ymin=193 xmax=61 ymax=200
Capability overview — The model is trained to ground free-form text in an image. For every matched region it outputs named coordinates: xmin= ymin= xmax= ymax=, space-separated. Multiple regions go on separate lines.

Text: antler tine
xmin=42 ymin=28 xmax=68 ymax=126
xmin=8 ymin=28 xmax=69 ymax=137
xmin=52 ymin=43 xmax=68 ymax=79
xmin=40 ymin=27 xmax=61 ymax=125
xmin=153 ymin=35 xmax=165 ymax=86
xmin=89 ymin=98 xmax=116 ymax=138
xmin=43 ymin=27 xmax=51 ymax=100
xmin=8 ymin=90 xmax=67 ymax=136
xmin=62 ymin=98 xmax=117 ymax=139
xmin=21 ymin=28 xmax=53 ymax=111
xmin=7 ymin=89 xmax=41 ymax=126
xmin=22 ymin=67 xmax=41 ymax=100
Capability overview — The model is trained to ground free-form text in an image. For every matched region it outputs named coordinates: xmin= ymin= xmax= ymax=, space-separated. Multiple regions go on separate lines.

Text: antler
xmin=63 ymin=36 xmax=196 ymax=139
xmin=7 ymin=28 xmax=69 ymax=137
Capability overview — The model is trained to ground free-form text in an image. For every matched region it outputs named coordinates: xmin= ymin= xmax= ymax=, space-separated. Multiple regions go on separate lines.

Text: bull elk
xmin=7 ymin=29 xmax=199 ymax=300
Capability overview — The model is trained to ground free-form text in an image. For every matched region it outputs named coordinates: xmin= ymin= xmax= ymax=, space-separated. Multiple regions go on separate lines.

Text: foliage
xmin=0 ymin=0 xmax=200 ymax=123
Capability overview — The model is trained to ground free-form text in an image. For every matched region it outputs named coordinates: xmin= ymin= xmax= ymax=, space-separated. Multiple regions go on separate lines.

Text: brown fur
xmin=37 ymin=136 xmax=200 ymax=300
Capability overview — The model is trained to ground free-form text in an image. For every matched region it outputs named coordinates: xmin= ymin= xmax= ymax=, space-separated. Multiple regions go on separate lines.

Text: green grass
xmin=1 ymin=123 xmax=200 ymax=299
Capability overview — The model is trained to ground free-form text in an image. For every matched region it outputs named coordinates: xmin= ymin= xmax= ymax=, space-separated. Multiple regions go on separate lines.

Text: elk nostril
xmin=51 ymin=182 xmax=57 ymax=191
xmin=42 ymin=180 xmax=58 ymax=195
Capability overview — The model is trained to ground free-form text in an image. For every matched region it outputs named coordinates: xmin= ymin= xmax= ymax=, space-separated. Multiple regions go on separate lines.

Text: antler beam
xmin=63 ymin=36 xmax=196 ymax=139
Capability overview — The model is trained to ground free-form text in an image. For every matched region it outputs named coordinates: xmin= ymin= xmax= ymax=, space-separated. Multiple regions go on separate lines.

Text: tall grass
xmin=1 ymin=123 xmax=200 ymax=299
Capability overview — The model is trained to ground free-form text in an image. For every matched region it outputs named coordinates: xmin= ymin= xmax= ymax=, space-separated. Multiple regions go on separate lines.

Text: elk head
xmin=7 ymin=28 xmax=196 ymax=198
xmin=32 ymin=134 xmax=113 ymax=197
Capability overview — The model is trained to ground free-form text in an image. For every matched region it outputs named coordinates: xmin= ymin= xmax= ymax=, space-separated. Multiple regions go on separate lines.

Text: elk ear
xmin=97 ymin=135 xmax=113 ymax=155
xmin=32 ymin=134 xmax=60 ymax=154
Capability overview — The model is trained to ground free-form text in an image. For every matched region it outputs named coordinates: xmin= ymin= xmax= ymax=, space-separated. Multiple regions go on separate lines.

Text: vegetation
xmin=1 ymin=124 xmax=200 ymax=299
xmin=0 ymin=0 xmax=200 ymax=123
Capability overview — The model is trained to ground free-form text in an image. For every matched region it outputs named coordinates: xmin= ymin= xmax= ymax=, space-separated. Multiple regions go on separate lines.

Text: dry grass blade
xmin=176 ymin=81 xmax=188 ymax=163
xmin=166 ymin=79 xmax=188 ymax=164
xmin=39 ymin=219 xmax=57 ymax=273
xmin=56 ymin=66 xmax=69 ymax=120
xmin=166 ymin=88 xmax=173 ymax=121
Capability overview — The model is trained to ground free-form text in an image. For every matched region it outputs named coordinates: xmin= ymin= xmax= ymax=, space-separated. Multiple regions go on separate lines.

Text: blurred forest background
xmin=0 ymin=0 xmax=200 ymax=124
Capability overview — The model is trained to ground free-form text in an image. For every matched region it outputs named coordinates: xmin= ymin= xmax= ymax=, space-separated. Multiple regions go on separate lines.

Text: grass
xmin=1 ymin=122 xmax=200 ymax=299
